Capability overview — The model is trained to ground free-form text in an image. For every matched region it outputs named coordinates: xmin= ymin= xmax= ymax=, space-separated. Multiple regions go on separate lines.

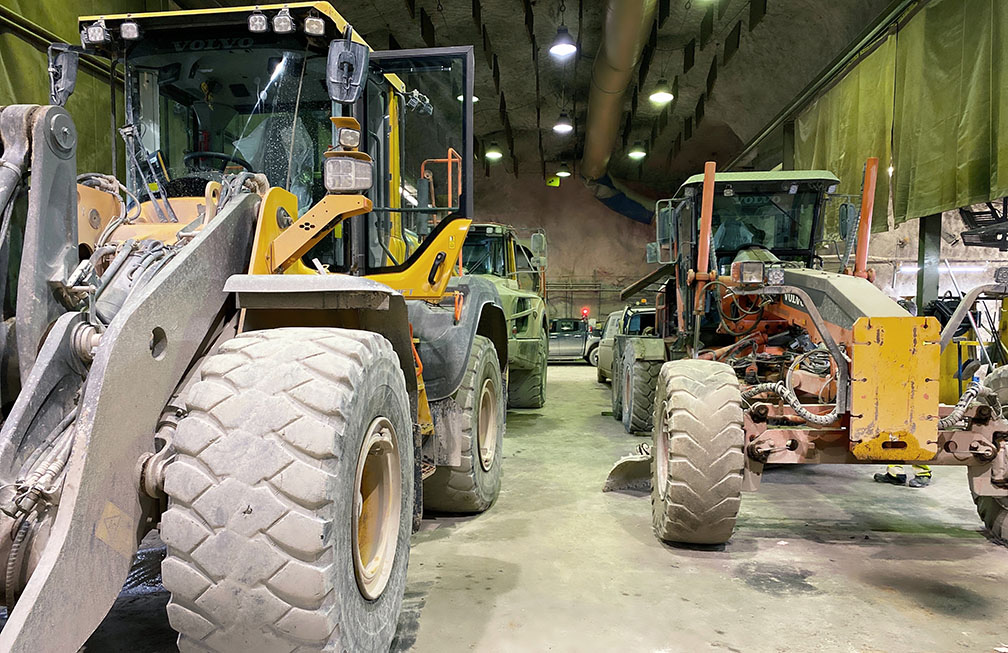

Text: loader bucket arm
xmin=0 ymin=193 xmax=258 ymax=651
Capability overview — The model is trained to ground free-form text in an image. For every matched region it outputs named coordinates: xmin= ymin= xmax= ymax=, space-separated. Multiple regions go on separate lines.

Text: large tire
xmin=587 ymin=345 xmax=599 ymax=367
xmin=651 ymin=359 xmax=745 ymax=545
xmin=975 ymin=496 xmax=1008 ymax=540
xmin=508 ymin=330 xmax=547 ymax=408
xmin=424 ymin=335 xmax=504 ymax=513
xmin=597 ymin=364 xmax=606 ymax=384
xmin=621 ymin=341 xmax=662 ymax=434
xmin=161 ymin=328 xmax=413 ymax=653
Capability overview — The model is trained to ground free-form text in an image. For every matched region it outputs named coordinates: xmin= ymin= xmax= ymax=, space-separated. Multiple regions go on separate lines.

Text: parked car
xmin=548 ymin=317 xmax=600 ymax=363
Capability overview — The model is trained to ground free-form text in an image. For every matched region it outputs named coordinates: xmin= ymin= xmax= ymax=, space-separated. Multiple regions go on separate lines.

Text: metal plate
xmin=850 ymin=316 xmax=940 ymax=461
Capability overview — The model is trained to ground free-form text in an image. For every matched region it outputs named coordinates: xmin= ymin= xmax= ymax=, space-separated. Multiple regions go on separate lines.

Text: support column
xmin=916 ymin=213 xmax=941 ymax=308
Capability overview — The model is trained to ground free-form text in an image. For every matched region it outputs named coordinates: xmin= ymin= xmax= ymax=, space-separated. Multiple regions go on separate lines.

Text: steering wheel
xmin=184 ymin=151 xmax=255 ymax=173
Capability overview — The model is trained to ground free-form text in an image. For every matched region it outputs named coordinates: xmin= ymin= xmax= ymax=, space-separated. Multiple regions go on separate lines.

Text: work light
xmin=120 ymin=20 xmax=141 ymax=40
xmin=272 ymin=8 xmax=295 ymax=34
xmin=325 ymin=156 xmax=373 ymax=193
xmin=304 ymin=16 xmax=326 ymax=36
xmin=248 ymin=10 xmax=268 ymax=33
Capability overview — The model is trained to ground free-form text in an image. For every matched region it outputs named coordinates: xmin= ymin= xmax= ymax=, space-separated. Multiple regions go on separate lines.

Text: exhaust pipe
xmin=580 ymin=0 xmax=658 ymax=180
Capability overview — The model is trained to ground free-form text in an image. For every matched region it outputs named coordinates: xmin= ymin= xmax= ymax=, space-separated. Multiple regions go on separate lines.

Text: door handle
xmin=428 ymin=251 xmax=447 ymax=285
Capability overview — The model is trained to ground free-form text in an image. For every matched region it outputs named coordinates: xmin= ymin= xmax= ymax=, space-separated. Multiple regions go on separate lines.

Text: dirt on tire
xmin=162 ymin=327 xmax=413 ymax=653
xmin=651 ymin=359 xmax=745 ymax=545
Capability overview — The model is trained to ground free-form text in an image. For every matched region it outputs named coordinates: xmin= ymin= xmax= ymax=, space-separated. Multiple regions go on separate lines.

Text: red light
xmin=581 ymin=307 xmax=590 ymax=317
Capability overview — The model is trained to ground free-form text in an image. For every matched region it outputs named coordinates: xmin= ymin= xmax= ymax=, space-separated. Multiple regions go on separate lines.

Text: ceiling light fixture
xmin=485 ymin=142 xmax=504 ymax=161
xmin=553 ymin=112 xmax=573 ymax=135
xmin=649 ymin=78 xmax=675 ymax=105
xmin=549 ymin=26 xmax=577 ymax=59
xmin=628 ymin=142 xmax=647 ymax=160
xmin=556 ymin=163 xmax=572 ymax=178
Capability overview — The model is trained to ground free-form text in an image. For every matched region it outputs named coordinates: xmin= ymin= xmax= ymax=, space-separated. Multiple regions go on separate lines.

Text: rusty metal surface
xmin=0 ymin=193 xmax=257 ymax=652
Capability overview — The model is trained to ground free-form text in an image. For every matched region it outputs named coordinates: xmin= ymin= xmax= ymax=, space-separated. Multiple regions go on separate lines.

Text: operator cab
xmin=74 ymin=4 xmax=473 ymax=277
xmin=656 ymin=170 xmax=839 ymax=274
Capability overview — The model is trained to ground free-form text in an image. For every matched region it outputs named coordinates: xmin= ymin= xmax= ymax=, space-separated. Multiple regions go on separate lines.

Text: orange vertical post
xmin=853 ymin=157 xmax=878 ymax=279
xmin=694 ymin=161 xmax=717 ymax=309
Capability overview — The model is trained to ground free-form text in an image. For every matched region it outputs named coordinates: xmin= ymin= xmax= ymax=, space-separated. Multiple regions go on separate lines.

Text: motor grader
xmin=609 ymin=159 xmax=1008 ymax=546
xmin=0 ymin=4 xmax=508 ymax=651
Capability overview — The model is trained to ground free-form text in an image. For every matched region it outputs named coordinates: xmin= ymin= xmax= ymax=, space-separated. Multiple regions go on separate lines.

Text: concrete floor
xmin=21 ymin=364 xmax=1008 ymax=651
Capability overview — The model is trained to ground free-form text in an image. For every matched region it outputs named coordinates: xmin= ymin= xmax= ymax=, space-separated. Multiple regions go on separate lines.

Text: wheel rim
xmin=477 ymin=378 xmax=498 ymax=472
xmin=353 ymin=417 xmax=401 ymax=601
xmin=655 ymin=399 xmax=669 ymax=498
xmin=590 ymin=349 xmax=599 ymax=366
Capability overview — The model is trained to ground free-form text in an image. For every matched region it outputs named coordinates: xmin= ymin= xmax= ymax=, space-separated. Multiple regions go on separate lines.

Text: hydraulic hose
xmin=743 ymin=381 xmax=839 ymax=426
xmin=938 ymin=380 xmax=982 ymax=430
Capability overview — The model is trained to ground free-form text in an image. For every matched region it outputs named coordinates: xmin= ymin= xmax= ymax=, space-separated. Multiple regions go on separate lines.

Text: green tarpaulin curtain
xmin=795 ymin=0 xmax=1008 ymax=231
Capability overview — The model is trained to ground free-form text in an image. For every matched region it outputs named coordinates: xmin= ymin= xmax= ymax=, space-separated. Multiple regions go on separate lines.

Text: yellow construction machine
xmin=0 ymin=4 xmax=508 ymax=651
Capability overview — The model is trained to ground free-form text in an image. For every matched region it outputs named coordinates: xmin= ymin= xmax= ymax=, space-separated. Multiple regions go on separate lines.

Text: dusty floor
xmin=29 ymin=364 xmax=1008 ymax=651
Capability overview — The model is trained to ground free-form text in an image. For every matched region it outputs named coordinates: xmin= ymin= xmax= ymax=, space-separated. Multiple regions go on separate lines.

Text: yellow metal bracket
xmin=367 ymin=218 xmax=472 ymax=301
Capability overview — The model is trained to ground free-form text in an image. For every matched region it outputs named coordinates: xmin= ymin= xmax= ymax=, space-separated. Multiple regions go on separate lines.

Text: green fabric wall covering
xmin=795 ymin=0 xmax=1008 ymax=232
xmin=0 ymin=0 xmax=171 ymax=174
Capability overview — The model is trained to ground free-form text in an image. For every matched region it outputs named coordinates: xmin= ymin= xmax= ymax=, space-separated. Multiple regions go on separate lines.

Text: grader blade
xmin=603 ymin=448 xmax=652 ymax=493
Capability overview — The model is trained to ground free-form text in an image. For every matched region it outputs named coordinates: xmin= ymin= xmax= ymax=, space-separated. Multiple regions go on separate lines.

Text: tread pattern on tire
xmin=611 ymin=349 xmax=623 ymax=420
xmin=622 ymin=345 xmax=661 ymax=434
xmin=652 ymin=359 xmax=745 ymax=545
xmin=508 ymin=331 xmax=547 ymax=408
xmin=162 ymin=328 xmax=411 ymax=653
xmin=423 ymin=335 xmax=504 ymax=513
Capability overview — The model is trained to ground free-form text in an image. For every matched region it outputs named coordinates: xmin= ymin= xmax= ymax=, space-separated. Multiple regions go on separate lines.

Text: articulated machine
xmin=611 ymin=160 xmax=1008 ymax=546
xmin=0 ymin=4 xmax=508 ymax=651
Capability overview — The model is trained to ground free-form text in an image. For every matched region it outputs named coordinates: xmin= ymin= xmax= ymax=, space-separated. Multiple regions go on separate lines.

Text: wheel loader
xmin=461 ymin=223 xmax=549 ymax=408
xmin=0 ymin=4 xmax=508 ymax=651
xmin=607 ymin=159 xmax=1008 ymax=546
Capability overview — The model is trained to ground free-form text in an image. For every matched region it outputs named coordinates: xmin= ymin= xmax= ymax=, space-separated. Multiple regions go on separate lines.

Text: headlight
xmin=247 ymin=11 xmax=268 ymax=33
xmin=337 ymin=127 xmax=361 ymax=149
xmin=272 ymin=8 xmax=294 ymax=34
xmin=120 ymin=20 xmax=141 ymax=40
xmin=304 ymin=16 xmax=326 ymax=36
xmin=85 ymin=20 xmax=108 ymax=44
xmin=325 ymin=156 xmax=372 ymax=193
xmin=766 ymin=266 xmax=785 ymax=286
xmin=738 ymin=261 xmax=765 ymax=285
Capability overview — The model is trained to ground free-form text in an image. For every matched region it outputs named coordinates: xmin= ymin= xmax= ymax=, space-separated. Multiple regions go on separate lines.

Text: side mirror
xmin=530 ymin=231 xmax=547 ymax=269
xmin=327 ymin=28 xmax=368 ymax=104
xmin=837 ymin=202 xmax=857 ymax=241
xmin=48 ymin=44 xmax=79 ymax=107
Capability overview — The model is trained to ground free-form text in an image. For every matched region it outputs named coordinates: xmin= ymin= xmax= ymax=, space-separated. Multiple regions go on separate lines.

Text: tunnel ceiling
xmin=180 ymin=0 xmax=892 ymax=197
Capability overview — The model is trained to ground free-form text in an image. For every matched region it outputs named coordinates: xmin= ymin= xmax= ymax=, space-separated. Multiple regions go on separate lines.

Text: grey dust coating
xmin=29 ymin=365 xmax=1008 ymax=652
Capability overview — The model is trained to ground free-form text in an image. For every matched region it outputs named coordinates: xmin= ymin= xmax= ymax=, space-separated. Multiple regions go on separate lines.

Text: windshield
xmin=710 ymin=190 xmax=818 ymax=253
xmin=125 ymin=41 xmax=333 ymax=211
xmin=462 ymin=231 xmax=505 ymax=276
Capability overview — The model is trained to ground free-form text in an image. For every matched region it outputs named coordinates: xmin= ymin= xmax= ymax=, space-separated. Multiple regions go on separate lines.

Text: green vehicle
xmin=462 ymin=224 xmax=549 ymax=407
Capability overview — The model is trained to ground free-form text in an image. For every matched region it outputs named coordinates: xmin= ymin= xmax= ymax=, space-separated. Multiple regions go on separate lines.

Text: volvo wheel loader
xmin=0 ymin=4 xmax=508 ymax=651
xmin=608 ymin=159 xmax=1008 ymax=546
